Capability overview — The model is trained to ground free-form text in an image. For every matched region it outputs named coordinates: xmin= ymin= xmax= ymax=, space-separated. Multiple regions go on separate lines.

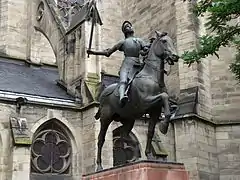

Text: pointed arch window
xmin=31 ymin=120 xmax=72 ymax=175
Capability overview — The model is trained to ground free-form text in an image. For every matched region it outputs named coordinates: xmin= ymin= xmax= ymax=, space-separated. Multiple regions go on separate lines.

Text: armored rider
xmin=87 ymin=21 xmax=148 ymax=107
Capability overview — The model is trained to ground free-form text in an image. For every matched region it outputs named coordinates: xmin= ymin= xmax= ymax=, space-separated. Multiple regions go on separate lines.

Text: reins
xmin=144 ymin=57 xmax=171 ymax=76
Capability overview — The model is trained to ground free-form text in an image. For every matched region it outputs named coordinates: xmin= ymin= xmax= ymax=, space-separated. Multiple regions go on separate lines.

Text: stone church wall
xmin=0 ymin=101 xmax=99 ymax=180
xmin=0 ymin=0 xmax=8 ymax=54
xmin=0 ymin=100 xmax=177 ymax=180
xmin=30 ymin=31 xmax=56 ymax=65
xmin=174 ymin=118 xmax=219 ymax=180
xmin=197 ymin=13 xmax=240 ymax=122
xmin=4 ymin=0 xmax=28 ymax=59
xmin=0 ymin=103 xmax=13 ymax=180
xmin=96 ymin=0 xmax=124 ymax=76
xmin=210 ymin=47 xmax=240 ymax=122
xmin=216 ymin=124 xmax=240 ymax=180
xmin=0 ymin=0 xmax=56 ymax=65
xmin=0 ymin=0 xmax=239 ymax=180
xmin=30 ymin=0 xmax=56 ymax=66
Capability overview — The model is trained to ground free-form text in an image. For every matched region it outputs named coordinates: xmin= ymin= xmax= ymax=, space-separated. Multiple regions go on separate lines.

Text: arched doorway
xmin=30 ymin=120 xmax=72 ymax=180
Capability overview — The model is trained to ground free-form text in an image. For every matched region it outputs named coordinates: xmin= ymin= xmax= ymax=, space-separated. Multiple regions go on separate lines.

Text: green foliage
xmin=182 ymin=0 xmax=240 ymax=80
xmin=229 ymin=38 xmax=240 ymax=80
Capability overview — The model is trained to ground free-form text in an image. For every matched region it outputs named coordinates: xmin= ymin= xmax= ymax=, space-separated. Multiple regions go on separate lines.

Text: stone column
xmin=11 ymin=147 xmax=31 ymax=180
xmin=0 ymin=0 xmax=8 ymax=54
xmin=175 ymin=0 xmax=198 ymax=89
xmin=0 ymin=127 xmax=13 ymax=180
xmin=175 ymin=0 xmax=212 ymax=118
xmin=26 ymin=0 xmax=33 ymax=61
xmin=95 ymin=0 xmax=123 ymax=76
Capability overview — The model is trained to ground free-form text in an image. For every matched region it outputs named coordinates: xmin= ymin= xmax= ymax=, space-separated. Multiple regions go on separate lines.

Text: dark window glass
xmin=31 ymin=121 xmax=71 ymax=175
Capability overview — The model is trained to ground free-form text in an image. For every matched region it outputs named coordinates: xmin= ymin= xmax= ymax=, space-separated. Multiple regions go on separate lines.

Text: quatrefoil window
xmin=31 ymin=130 xmax=71 ymax=174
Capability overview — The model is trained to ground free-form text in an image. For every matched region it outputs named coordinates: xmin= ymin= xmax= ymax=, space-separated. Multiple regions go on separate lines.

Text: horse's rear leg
xmin=121 ymin=119 xmax=135 ymax=139
xmin=96 ymin=117 xmax=112 ymax=171
xmin=145 ymin=113 xmax=159 ymax=160
xmin=119 ymin=119 xmax=135 ymax=163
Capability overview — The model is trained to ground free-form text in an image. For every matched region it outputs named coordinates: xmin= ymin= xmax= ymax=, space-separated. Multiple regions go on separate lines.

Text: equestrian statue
xmin=87 ymin=21 xmax=179 ymax=171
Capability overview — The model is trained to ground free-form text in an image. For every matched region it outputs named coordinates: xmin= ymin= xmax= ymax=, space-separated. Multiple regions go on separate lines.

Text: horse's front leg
xmin=96 ymin=117 xmax=112 ymax=172
xmin=159 ymin=92 xmax=171 ymax=135
xmin=145 ymin=113 xmax=159 ymax=160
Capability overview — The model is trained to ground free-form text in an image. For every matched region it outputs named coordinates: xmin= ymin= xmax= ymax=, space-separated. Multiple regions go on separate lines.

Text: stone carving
xmin=10 ymin=117 xmax=31 ymax=145
xmin=88 ymin=21 xmax=179 ymax=171
xmin=16 ymin=97 xmax=27 ymax=114
xmin=36 ymin=2 xmax=44 ymax=21
xmin=57 ymin=0 xmax=84 ymax=24
xmin=31 ymin=130 xmax=71 ymax=174
xmin=66 ymin=0 xmax=102 ymax=34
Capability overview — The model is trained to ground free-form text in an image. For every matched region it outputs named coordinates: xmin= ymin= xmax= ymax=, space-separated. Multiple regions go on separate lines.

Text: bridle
xmin=144 ymin=37 xmax=172 ymax=75
xmin=144 ymin=57 xmax=168 ymax=72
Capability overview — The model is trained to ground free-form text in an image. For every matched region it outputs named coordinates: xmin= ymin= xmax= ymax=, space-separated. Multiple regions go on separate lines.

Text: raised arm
xmin=87 ymin=40 xmax=124 ymax=57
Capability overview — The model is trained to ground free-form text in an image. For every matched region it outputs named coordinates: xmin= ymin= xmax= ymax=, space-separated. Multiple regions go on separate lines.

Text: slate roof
xmin=101 ymin=73 xmax=119 ymax=87
xmin=0 ymin=58 xmax=74 ymax=100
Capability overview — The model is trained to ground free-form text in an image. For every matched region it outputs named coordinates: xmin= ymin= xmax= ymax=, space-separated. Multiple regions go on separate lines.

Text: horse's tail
xmin=94 ymin=107 xmax=101 ymax=120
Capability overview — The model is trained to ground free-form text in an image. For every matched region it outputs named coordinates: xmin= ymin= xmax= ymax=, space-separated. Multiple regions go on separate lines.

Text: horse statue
xmin=94 ymin=31 xmax=179 ymax=171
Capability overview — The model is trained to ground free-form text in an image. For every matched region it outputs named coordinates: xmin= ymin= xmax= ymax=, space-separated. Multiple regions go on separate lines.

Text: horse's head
xmin=152 ymin=31 xmax=179 ymax=65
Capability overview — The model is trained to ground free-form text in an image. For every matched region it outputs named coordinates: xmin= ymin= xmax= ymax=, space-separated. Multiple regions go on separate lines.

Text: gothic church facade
xmin=0 ymin=0 xmax=239 ymax=180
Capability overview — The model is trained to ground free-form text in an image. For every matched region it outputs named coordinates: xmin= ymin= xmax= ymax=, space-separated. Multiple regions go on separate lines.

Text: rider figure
xmin=87 ymin=21 xmax=148 ymax=107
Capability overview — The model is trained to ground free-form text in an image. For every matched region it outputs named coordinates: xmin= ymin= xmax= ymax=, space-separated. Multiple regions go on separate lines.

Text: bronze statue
xmin=88 ymin=26 xmax=179 ymax=171
xmin=87 ymin=21 xmax=148 ymax=107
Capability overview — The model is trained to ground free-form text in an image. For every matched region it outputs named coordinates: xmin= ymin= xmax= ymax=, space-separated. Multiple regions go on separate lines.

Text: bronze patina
xmin=88 ymin=22 xmax=179 ymax=171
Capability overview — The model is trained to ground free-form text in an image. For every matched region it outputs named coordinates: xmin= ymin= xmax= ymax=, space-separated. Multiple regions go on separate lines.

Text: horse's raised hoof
xmin=159 ymin=121 xmax=169 ymax=135
xmin=96 ymin=164 xmax=103 ymax=172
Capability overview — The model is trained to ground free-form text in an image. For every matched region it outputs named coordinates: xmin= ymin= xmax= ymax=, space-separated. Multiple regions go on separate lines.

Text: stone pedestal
xmin=82 ymin=160 xmax=189 ymax=180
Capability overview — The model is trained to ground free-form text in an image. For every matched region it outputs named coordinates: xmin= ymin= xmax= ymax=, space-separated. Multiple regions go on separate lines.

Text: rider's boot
xmin=119 ymin=83 xmax=128 ymax=107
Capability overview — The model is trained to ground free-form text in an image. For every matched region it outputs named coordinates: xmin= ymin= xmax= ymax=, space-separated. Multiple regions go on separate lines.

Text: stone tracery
xmin=31 ymin=122 xmax=72 ymax=175
xmin=112 ymin=127 xmax=141 ymax=166
xmin=56 ymin=0 xmax=84 ymax=23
